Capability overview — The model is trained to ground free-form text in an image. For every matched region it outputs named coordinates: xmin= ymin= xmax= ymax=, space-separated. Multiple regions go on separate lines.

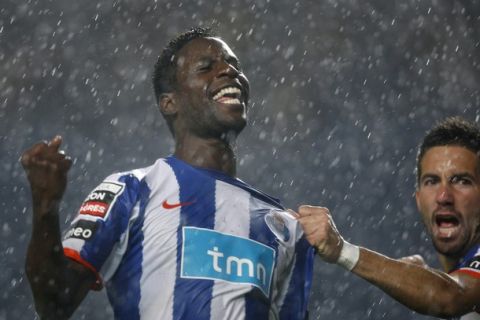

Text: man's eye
xmin=198 ymin=63 xmax=212 ymax=72
xmin=452 ymin=176 xmax=472 ymax=185
xmin=423 ymin=178 xmax=437 ymax=186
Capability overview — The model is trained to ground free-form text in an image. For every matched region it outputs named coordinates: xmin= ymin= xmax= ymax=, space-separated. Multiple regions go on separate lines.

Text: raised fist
xmin=21 ymin=136 xmax=72 ymax=202
xmin=296 ymin=205 xmax=343 ymax=263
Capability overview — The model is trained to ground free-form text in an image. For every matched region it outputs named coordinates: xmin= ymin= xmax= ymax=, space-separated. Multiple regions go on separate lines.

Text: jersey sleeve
xmin=62 ymin=172 xmax=145 ymax=290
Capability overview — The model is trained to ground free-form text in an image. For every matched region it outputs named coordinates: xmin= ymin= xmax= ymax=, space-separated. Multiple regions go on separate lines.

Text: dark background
xmin=1 ymin=0 xmax=480 ymax=319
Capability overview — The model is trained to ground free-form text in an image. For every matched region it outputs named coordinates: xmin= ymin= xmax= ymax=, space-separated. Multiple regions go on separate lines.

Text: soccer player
xmin=21 ymin=28 xmax=314 ymax=320
xmin=297 ymin=117 xmax=480 ymax=319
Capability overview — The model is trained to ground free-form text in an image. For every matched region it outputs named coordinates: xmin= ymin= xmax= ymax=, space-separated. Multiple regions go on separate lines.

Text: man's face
xmin=416 ymin=146 xmax=480 ymax=258
xmin=172 ymin=37 xmax=250 ymax=137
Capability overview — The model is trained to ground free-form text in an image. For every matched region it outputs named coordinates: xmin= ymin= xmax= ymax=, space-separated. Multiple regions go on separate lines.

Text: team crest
xmin=264 ymin=209 xmax=291 ymax=242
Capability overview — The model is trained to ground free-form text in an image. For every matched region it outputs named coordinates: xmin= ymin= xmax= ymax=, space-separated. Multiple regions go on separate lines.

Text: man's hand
xmin=21 ymin=136 xmax=72 ymax=205
xmin=296 ymin=205 xmax=343 ymax=263
xmin=22 ymin=136 xmax=94 ymax=318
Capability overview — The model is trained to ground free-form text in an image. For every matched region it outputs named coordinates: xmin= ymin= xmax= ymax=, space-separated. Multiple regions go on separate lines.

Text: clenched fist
xmin=21 ymin=136 xmax=72 ymax=205
xmin=296 ymin=205 xmax=344 ymax=263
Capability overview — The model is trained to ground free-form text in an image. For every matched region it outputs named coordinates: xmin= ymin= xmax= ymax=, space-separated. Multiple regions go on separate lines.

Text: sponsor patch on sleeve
xmin=78 ymin=181 xmax=125 ymax=219
xmin=64 ymin=220 xmax=98 ymax=241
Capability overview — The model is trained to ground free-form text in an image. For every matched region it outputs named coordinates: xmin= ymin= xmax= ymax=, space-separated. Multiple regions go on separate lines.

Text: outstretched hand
xmin=21 ymin=136 xmax=72 ymax=204
xmin=296 ymin=205 xmax=344 ymax=263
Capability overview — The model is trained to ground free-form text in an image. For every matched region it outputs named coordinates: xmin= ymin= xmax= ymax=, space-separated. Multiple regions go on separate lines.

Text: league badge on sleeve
xmin=78 ymin=181 xmax=125 ymax=219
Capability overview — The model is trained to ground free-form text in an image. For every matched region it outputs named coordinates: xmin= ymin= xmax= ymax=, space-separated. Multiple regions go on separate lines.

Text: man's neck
xmin=438 ymin=240 xmax=480 ymax=272
xmin=438 ymin=254 xmax=458 ymax=273
xmin=174 ymin=133 xmax=237 ymax=177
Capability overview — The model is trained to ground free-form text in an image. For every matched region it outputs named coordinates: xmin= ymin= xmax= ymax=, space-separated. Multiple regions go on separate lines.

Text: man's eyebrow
xmin=451 ymin=172 xmax=476 ymax=180
xmin=194 ymin=55 xmax=241 ymax=68
xmin=420 ymin=173 xmax=439 ymax=181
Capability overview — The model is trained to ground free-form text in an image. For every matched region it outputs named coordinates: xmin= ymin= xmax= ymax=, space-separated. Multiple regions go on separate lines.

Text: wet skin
xmin=416 ymin=146 xmax=480 ymax=259
xmin=171 ymin=37 xmax=250 ymax=139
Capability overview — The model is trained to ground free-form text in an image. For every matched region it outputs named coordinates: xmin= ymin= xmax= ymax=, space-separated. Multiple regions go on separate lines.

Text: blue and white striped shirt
xmin=63 ymin=156 xmax=314 ymax=319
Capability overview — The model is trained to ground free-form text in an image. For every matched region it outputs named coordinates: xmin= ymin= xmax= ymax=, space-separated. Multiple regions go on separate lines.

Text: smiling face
xmin=416 ymin=146 xmax=480 ymax=258
xmin=171 ymin=37 xmax=250 ymax=138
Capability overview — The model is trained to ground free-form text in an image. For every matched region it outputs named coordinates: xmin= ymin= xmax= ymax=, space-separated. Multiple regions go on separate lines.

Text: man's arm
xmin=22 ymin=136 xmax=95 ymax=319
xmin=296 ymin=205 xmax=480 ymax=318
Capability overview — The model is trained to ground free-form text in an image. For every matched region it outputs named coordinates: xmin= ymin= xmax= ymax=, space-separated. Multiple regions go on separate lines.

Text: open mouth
xmin=434 ymin=214 xmax=460 ymax=239
xmin=212 ymin=86 xmax=243 ymax=105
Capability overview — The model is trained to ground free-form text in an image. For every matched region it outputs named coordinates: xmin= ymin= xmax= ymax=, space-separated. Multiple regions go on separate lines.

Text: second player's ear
xmin=159 ymin=93 xmax=177 ymax=116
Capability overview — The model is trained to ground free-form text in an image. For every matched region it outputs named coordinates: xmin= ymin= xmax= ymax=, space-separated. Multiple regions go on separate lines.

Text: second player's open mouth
xmin=434 ymin=214 xmax=460 ymax=239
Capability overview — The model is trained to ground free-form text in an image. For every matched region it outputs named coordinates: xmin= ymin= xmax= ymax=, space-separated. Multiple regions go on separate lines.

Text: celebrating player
xmin=22 ymin=28 xmax=314 ymax=320
xmin=297 ymin=117 xmax=480 ymax=319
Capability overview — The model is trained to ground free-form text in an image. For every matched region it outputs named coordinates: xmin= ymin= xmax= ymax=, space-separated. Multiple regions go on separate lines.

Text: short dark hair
xmin=416 ymin=116 xmax=480 ymax=185
xmin=152 ymin=27 xmax=215 ymax=103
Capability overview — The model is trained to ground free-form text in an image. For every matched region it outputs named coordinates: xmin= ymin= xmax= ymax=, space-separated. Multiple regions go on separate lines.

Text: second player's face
xmin=173 ymin=37 xmax=250 ymax=137
xmin=416 ymin=146 xmax=480 ymax=258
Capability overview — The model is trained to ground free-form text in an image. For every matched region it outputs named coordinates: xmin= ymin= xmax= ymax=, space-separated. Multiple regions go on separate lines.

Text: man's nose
xmin=436 ymin=184 xmax=454 ymax=205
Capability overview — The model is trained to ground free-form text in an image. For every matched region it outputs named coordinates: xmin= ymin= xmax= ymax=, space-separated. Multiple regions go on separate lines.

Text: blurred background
xmin=1 ymin=0 xmax=480 ymax=319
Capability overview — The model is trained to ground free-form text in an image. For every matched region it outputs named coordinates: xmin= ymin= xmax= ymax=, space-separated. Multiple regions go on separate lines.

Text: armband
xmin=336 ymin=240 xmax=360 ymax=271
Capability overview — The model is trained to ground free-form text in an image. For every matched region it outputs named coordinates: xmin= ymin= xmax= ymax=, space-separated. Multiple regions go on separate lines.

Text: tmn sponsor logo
xmin=180 ymin=227 xmax=275 ymax=296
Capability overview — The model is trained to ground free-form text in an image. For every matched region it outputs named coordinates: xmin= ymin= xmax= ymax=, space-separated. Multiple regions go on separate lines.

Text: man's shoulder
xmin=462 ymin=244 xmax=480 ymax=262
xmin=107 ymin=158 xmax=170 ymax=180
xmin=451 ymin=244 xmax=480 ymax=277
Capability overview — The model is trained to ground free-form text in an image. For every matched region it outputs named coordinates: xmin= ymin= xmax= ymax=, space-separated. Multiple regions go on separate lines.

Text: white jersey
xmin=63 ymin=156 xmax=314 ymax=320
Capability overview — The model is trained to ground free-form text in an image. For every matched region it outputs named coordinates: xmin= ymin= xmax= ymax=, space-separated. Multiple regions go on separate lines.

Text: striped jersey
xmin=450 ymin=244 xmax=480 ymax=320
xmin=62 ymin=156 xmax=315 ymax=320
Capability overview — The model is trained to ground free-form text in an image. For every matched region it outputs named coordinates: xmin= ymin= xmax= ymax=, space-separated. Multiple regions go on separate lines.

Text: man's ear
xmin=159 ymin=93 xmax=177 ymax=116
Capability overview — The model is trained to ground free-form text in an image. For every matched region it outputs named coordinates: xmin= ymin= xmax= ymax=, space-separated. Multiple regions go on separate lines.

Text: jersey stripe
xmin=139 ymin=160 xmax=181 ymax=320
xmin=245 ymin=202 xmax=279 ymax=319
xmin=105 ymin=176 xmax=150 ymax=320
xmin=278 ymin=239 xmax=314 ymax=319
xmin=169 ymin=157 xmax=216 ymax=319
xmin=199 ymin=166 xmax=283 ymax=209
xmin=209 ymin=180 xmax=251 ymax=319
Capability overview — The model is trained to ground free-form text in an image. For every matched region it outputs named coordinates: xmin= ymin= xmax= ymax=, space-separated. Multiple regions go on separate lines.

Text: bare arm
xmin=22 ymin=136 xmax=95 ymax=319
xmin=353 ymin=247 xmax=480 ymax=317
xmin=296 ymin=205 xmax=480 ymax=318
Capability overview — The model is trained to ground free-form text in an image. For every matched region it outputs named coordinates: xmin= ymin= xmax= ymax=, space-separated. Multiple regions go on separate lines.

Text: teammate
xmin=21 ymin=28 xmax=314 ymax=320
xmin=298 ymin=117 xmax=480 ymax=319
